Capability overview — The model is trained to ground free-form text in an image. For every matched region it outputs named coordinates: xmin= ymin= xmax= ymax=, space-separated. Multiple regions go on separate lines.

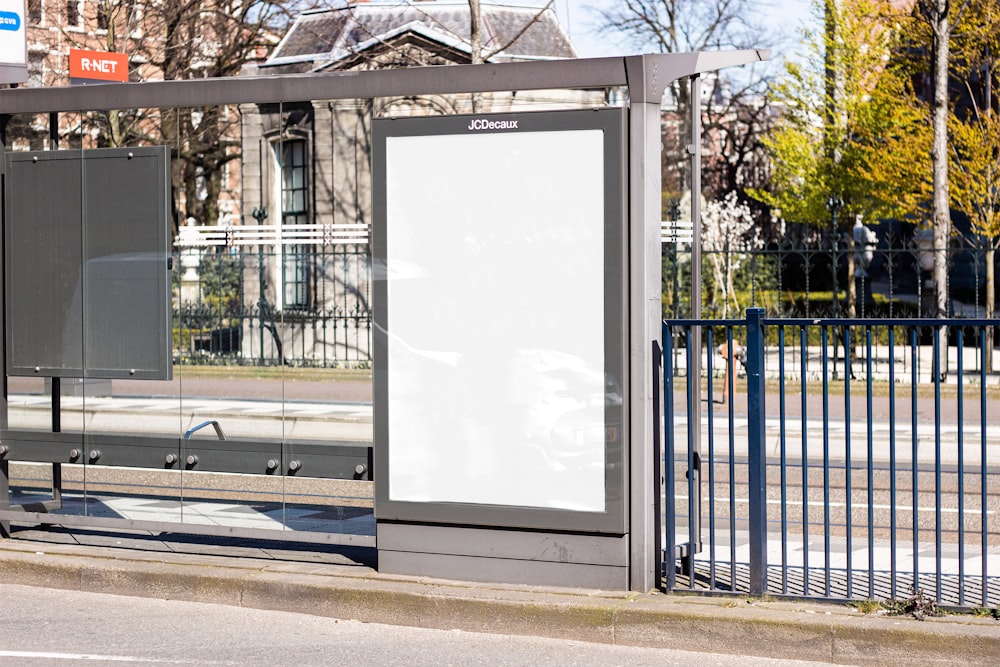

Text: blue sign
xmin=0 ymin=11 xmax=20 ymax=31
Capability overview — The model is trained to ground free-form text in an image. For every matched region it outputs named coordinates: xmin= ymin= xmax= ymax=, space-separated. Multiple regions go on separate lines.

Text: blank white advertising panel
xmin=374 ymin=109 xmax=624 ymax=529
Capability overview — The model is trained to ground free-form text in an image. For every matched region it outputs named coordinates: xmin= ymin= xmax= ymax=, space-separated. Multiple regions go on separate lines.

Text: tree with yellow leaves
xmin=947 ymin=0 xmax=1000 ymax=365
xmin=754 ymin=0 xmax=926 ymax=228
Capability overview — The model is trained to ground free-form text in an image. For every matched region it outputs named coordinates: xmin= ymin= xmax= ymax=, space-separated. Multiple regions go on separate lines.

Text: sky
xmin=547 ymin=0 xmax=818 ymax=61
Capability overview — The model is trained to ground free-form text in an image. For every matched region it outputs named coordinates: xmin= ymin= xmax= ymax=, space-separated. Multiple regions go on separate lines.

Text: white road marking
xmin=0 ymin=650 xmax=201 ymax=663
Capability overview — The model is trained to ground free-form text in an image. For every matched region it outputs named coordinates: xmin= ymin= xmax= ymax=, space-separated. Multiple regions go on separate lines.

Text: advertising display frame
xmin=372 ymin=108 xmax=627 ymax=534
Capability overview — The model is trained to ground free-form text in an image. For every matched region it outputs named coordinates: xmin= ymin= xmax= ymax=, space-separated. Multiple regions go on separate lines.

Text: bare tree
xmin=592 ymin=0 xmax=774 ymax=205
xmin=71 ymin=1 xmax=297 ymax=230
xmin=701 ymin=75 xmax=775 ymax=210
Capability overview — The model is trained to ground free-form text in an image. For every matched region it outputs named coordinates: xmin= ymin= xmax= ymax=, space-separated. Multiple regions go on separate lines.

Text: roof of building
xmin=263 ymin=1 xmax=577 ymax=72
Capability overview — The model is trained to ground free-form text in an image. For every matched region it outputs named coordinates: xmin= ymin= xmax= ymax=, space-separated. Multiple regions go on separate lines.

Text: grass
xmin=848 ymin=588 xmax=945 ymax=620
xmin=173 ymin=364 xmax=372 ymax=383
xmin=972 ymin=607 xmax=1000 ymax=620
xmin=848 ymin=599 xmax=885 ymax=615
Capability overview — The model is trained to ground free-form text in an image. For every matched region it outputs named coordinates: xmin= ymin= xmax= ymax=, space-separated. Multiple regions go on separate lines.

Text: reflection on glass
xmin=2 ymin=94 xmax=378 ymax=542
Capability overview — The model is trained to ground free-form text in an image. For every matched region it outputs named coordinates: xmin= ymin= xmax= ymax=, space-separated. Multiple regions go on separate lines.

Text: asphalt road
xmin=0 ymin=584 xmax=831 ymax=667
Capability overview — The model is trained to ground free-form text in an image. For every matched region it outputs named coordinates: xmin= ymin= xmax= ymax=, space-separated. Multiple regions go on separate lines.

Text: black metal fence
xmin=170 ymin=226 xmax=994 ymax=369
xmin=664 ymin=225 xmax=994 ymax=320
xmin=172 ymin=246 xmax=372 ymax=367
xmin=663 ymin=310 xmax=999 ymax=608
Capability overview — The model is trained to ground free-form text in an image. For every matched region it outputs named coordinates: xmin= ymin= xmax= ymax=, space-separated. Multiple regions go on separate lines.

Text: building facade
xmin=237 ymin=1 xmax=604 ymax=365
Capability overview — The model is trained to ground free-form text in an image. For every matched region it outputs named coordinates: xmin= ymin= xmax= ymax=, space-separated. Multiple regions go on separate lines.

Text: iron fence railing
xmin=172 ymin=246 xmax=371 ymax=367
xmin=174 ymin=301 xmax=372 ymax=368
xmin=171 ymin=229 xmax=994 ymax=368
xmin=663 ymin=229 xmax=994 ymax=320
xmin=663 ymin=310 xmax=999 ymax=608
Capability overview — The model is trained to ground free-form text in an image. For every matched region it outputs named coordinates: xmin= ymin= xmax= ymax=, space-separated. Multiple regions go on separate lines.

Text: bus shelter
xmin=0 ymin=50 xmax=767 ymax=592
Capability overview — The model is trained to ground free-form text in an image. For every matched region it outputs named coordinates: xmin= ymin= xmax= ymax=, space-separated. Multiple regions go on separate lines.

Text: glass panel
xmin=3 ymin=92 xmax=377 ymax=545
xmin=271 ymin=96 xmax=374 ymax=537
xmin=2 ymin=110 xmax=86 ymax=515
xmin=78 ymin=103 xmax=183 ymax=522
xmin=174 ymin=99 xmax=285 ymax=530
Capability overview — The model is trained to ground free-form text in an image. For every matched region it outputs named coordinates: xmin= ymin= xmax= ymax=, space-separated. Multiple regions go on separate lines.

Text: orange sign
xmin=69 ymin=48 xmax=128 ymax=84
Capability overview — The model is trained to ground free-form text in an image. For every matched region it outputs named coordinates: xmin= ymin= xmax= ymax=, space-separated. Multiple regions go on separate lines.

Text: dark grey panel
xmin=179 ymin=438 xmax=371 ymax=479
xmin=5 ymin=156 xmax=84 ymax=376
xmin=373 ymin=108 xmax=626 ymax=534
xmin=0 ymin=430 xmax=85 ymax=464
xmin=4 ymin=147 xmax=171 ymax=379
xmin=284 ymin=440 xmax=373 ymax=480
xmin=82 ymin=149 xmax=171 ymax=378
xmin=377 ymin=550 xmax=628 ymax=590
xmin=0 ymin=430 xmax=371 ymax=479
xmin=376 ymin=522 xmax=626 ymax=566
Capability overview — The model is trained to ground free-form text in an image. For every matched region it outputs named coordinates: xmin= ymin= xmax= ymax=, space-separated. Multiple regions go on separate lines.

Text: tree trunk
xmin=986 ymin=246 xmax=995 ymax=373
xmin=929 ymin=1 xmax=950 ymax=321
xmin=922 ymin=0 xmax=951 ymax=381
xmin=847 ymin=239 xmax=857 ymax=319
xmin=468 ymin=0 xmax=482 ymax=112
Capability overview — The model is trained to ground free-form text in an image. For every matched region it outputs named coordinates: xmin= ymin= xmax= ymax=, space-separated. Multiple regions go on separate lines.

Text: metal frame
xmin=0 ymin=510 xmax=376 ymax=547
xmin=0 ymin=51 xmax=769 ymax=591
xmin=371 ymin=108 xmax=626 ymax=534
xmin=0 ymin=52 xmax=765 ymax=114
xmin=663 ymin=314 xmax=998 ymax=608
xmin=0 ymin=430 xmax=372 ymax=478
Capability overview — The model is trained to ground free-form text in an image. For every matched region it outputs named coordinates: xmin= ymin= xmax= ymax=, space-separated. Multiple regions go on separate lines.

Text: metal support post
xmin=0 ymin=459 xmax=9 ymax=538
xmin=0 ymin=115 xmax=6 ymax=537
xmin=662 ymin=325 xmax=676 ymax=590
xmin=745 ymin=307 xmax=768 ymax=596
xmin=49 ymin=110 xmax=64 ymax=505
xmin=625 ymin=56 xmax=664 ymax=592
xmin=682 ymin=74 xmax=704 ymax=572
xmin=652 ymin=340 xmax=663 ymax=590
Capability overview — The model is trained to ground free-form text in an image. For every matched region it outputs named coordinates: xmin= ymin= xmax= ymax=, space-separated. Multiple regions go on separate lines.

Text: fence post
xmin=745 ymin=307 xmax=768 ymax=596
xmin=661 ymin=324 xmax=676 ymax=590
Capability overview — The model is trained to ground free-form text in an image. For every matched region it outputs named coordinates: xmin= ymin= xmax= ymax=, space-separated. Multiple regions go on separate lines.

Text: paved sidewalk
xmin=0 ymin=528 xmax=998 ymax=666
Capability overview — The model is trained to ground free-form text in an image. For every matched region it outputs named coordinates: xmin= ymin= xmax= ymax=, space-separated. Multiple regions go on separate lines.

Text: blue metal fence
xmin=663 ymin=310 xmax=999 ymax=607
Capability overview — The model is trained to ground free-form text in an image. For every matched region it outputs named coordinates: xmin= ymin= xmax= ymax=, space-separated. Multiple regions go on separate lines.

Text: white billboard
xmin=374 ymin=109 xmax=626 ymax=531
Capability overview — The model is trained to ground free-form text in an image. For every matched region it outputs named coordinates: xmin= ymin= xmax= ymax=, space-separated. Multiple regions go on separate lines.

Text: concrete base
xmin=377 ymin=521 xmax=628 ymax=589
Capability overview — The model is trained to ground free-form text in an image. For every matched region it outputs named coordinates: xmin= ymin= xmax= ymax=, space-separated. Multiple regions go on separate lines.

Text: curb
xmin=0 ymin=540 xmax=998 ymax=665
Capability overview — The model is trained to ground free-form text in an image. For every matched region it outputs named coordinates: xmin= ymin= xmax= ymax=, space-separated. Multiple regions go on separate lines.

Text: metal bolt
xmin=127 ymin=152 xmax=134 ymax=159
xmin=88 ymin=449 xmax=101 ymax=462
xmin=288 ymin=460 xmax=302 ymax=472
xmin=186 ymin=454 xmax=198 ymax=466
xmin=266 ymin=459 xmax=278 ymax=470
xmin=165 ymin=453 xmax=178 ymax=465
xmin=0 ymin=445 xmax=8 ymax=457
xmin=69 ymin=448 xmax=80 ymax=460
xmin=354 ymin=464 xmax=367 ymax=475
xmin=34 ymin=367 xmax=40 ymax=373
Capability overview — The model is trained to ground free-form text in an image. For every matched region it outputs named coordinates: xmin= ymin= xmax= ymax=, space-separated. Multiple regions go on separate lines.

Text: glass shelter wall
xmin=0 ymin=76 xmax=632 ymax=548
xmin=2 ymin=100 xmax=376 ymax=541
